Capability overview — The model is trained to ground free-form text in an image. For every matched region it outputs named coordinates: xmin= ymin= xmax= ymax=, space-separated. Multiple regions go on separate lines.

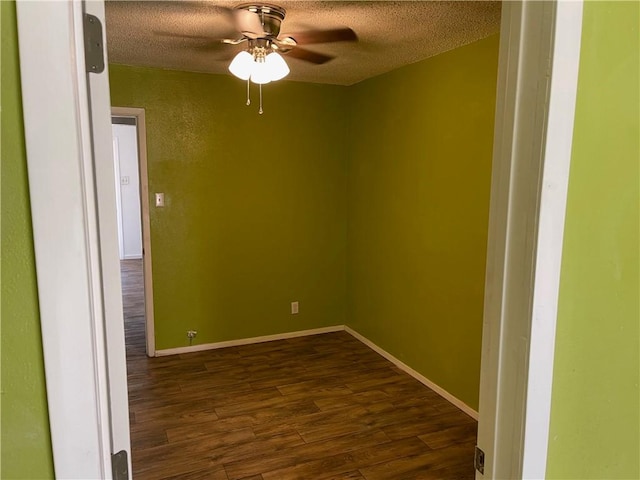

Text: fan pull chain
xmin=259 ymin=84 xmax=264 ymax=115
xmin=246 ymin=79 xmax=251 ymax=106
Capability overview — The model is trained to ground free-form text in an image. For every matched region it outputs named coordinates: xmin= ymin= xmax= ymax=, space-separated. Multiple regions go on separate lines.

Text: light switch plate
xmin=155 ymin=193 xmax=165 ymax=207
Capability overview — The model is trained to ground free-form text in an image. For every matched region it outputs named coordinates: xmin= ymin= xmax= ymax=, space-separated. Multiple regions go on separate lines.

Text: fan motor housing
xmin=236 ymin=4 xmax=287 ymax=37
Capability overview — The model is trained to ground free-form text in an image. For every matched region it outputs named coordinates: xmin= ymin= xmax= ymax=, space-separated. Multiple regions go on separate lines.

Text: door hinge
xmin=83 ymin=13 xmax=105 ymax=74
xmin=474 ymin=445 xmax=485 ymax=475
xmin=111 ymin=450 xmax=129 ymax=480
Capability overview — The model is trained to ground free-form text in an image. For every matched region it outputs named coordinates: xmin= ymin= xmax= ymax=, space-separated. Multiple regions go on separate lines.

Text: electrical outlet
xmin=187 ymin=330 xmax=197 ymax=339
xmin=291 ymin=301 xmax=299 ymax=315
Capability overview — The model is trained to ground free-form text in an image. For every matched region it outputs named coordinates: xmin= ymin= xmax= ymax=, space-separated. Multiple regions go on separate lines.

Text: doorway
xmin=112 ymin=108 xmax=156 ymax=358
xmin=15 ymin=1 xmax=583 ymax=477
xmin=112 ymin=117 xmax=142 ymax=261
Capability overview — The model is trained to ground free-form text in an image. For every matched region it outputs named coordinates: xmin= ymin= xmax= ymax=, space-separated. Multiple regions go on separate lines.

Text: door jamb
xmin=16 ymin=1 xmax=114 ymax=477
xmin=112 ymin=107 xmax=156 ymax=357
xmin=476 ymin=1 xmax=583 ymax=478
xmin=112 ymin=136 xmax=126 ymax=259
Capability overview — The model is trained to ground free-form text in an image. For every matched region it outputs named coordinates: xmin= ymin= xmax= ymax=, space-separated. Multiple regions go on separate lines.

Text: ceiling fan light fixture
xmin=265 ymin=52 xmax=289 ymax=81
xmin=249 ymin=59 xmax=272 ymax=85
xmin=228 ymin=50 xmax=254 ymax=80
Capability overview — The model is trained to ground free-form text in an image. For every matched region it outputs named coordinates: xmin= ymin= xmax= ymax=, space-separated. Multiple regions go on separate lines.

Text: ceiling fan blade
xmin=272 ymin=36 xmax=297 ymax=53
xmin=222 ymin=38 xmax=248 ymax=46
xmin=154 ymin=31 xmax=248 ymax=53
xmin=233 ymin=9 xmax=266 ymax=39
xmin=282 ymin=28 xmax=357 ymax=45
xmin=154 ymin=37 xmax=240 ymax=60
xmin=284 ymin=47 xmax=334 ymax=65
xmin=154 ymin=31 xmax=237 ymax=56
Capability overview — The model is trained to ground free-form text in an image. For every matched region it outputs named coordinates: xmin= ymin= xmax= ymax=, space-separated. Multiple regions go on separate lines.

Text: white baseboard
xmin=122 ymin=254 xmax=142 ymax=260
xmin=344 ymin=326 xmax=479 ymax=420
xmin=155 ymin=325 xmax=345 ymax=356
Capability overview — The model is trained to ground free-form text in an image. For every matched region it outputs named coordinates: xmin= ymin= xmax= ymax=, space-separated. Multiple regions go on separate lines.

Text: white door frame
xmin=476 ymin=1 xmax=583 ymax=478
xmin=112 ymin=136 xmax=126 ymax=259
xmin=17 ymin=0 xmax=131 ymax=477
xmin=16 ymin=0 xmax=582 ymax=478
xmin=112 ymin=107 xmax=156 ymax=357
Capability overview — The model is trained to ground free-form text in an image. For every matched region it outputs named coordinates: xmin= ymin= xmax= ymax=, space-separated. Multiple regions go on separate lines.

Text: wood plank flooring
xmin=121 ymin=259 xmax=477 ymax=479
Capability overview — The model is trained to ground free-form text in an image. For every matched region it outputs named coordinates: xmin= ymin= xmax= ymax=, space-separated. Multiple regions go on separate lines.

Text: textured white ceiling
xmin=105 ymin=1 xmax=501 ymax=86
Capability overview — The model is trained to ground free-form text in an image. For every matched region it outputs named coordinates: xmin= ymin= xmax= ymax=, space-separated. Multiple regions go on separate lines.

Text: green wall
xmin=347 ymin=35 xmax=499 ymax=410
xmin=547 ymin=2 xmax=640 ymax=478
xmin=110 ymin=37 xmax=500 ymax=406
xmin=109 ymin=67 xmax=349 ymax=349
xmin=0 ymin=1 xmax=55 ymax=478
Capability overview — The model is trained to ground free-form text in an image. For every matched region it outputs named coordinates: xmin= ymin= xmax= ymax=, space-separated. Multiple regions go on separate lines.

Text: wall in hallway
xmin=112 ymin=122 xmax=143 ymax=260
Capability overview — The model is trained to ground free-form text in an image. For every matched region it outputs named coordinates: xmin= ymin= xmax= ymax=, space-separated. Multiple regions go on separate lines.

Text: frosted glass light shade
xmin=265 ymin=52 xmax=290 ymax=81
xmin=250 ymin=60 xmax=272 ymax=84
xmin=228 ymin=51 xmax=254 ymax=80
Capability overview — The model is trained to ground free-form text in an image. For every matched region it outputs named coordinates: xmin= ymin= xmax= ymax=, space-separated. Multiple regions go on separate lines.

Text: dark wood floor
xmin=121 ymin=259 xmax=477 ymax=480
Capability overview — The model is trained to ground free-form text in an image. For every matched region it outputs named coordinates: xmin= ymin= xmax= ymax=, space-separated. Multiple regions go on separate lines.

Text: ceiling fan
xmin=229 ymin=4 xmax=357 ymax=62
xmin=156 ymin=3 xmax=358 ymax=113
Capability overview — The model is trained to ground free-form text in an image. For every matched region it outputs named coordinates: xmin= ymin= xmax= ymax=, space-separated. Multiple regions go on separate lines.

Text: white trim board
xmin=17 ymin=2 xmax=116 ymax=476
xmin=475 ymin=2 xmax=583 ymax=478
xmin=156 ymin=324 xmax=478 ymax=421
xmin=344 ymin=326 xmax=479 ymax=420
xmin=155 ymin=325 xmax=345 ymax=356
xmin=521 ymin=2 xmax=583 ymax=477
